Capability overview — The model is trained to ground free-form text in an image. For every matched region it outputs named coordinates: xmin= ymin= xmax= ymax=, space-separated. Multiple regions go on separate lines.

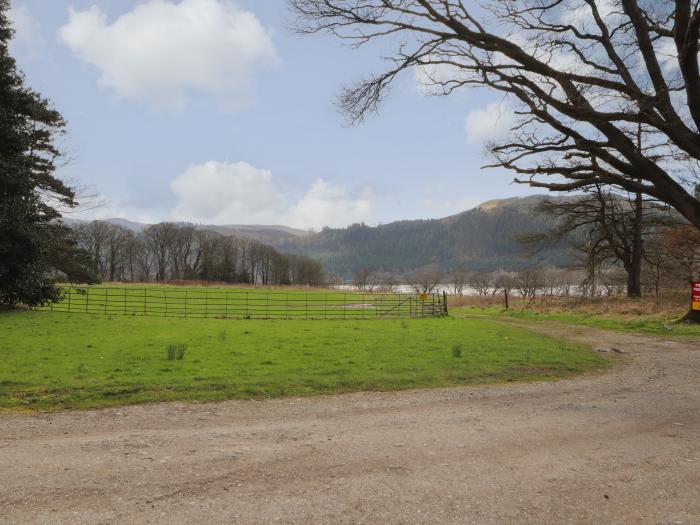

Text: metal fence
xmin=40 ymin=287 xmax=448 ymax=320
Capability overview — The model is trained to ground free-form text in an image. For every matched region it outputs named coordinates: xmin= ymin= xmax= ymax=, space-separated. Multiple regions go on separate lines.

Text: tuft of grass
xmin=0 ymin=310 xmax=607 ymax=412
xmin=166 ymin=343 xmax=187 ymax=361
xmin=451 ymin=343 xmax=463 ymax=358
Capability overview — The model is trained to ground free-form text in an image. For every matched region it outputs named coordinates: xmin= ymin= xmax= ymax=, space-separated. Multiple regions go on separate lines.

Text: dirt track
xmin=1 ymin=322 xmax=699 ymax=524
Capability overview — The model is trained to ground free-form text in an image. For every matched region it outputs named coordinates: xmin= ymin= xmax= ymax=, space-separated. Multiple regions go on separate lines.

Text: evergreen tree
xmin=0 ymin=1 xmax=76 ymax=305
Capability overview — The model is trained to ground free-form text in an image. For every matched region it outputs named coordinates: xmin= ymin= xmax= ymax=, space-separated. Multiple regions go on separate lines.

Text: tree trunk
xmin=627 ymin=190 xmax=644 ymax=298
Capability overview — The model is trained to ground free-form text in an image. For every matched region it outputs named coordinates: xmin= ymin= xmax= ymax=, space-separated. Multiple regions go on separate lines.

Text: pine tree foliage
xmin=0 ymin=1 xmax=76 ymax=306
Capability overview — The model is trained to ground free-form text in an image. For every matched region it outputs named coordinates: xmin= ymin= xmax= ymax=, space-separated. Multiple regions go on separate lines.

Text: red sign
xmin=693 ymin=282 xmax=700 ymax=311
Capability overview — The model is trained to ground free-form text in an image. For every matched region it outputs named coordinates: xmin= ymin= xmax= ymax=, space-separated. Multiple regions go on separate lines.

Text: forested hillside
xmin=275 ymin=196 xmax=570 ymax=278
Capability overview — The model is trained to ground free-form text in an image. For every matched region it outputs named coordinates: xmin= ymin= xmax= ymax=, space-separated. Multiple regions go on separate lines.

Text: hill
xmin=61 ymin=218 xmax=308 ymax=243
xmin=63 ymin=195 xmax=571 ymax=278
xmin=273 ymin=195 xmax=570 ymax=278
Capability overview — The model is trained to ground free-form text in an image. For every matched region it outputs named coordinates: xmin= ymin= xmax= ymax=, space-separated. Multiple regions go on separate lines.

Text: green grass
xmin=457 ymin=306 xmax=700 ymax=337
xmin=0 ymin=310 xmax=606 ymax=412
xmin=38 ymin=284 xmax=440 ymax=319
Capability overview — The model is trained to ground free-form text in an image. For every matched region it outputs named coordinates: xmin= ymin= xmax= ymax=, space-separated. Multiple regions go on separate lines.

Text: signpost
xmin=693 ymin=282 xmax=700 ymax=311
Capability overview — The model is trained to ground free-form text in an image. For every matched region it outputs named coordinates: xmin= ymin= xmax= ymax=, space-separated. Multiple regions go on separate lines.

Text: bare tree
xmin=451 ymin=270 xmax=467 ymax=295
xmin=143 ymin=223 xmax=177 ymax=282
xmin=514 ymin=268 xmax=544 ymax=305
xmin=376 ymin=272 xmax=400 ymax=292
xmin=409 ymin=270 xmax=442 ymax=294
xmin=74 ymin=221 xmax=112 ymax=278
xmin=353 ymin=268 xmax=377 ymax=291
xmin=467 ymin=272 xmax=493 ymax=296
xmin=104 ymin=224 xmax=130 ymax=282
xmin=170 ymin=224 xmax=197 ymax=280
xmin=524 ymin=189 xmax=678 ymax=297
xmin=291 ymin=1 xmax=700 ymax=228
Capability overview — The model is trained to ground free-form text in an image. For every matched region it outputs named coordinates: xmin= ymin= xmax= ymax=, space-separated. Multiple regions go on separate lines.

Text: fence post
xmin=343 ymin=293 xmax=347 ymax=320
xmin=86 ymin=288 xmax=89 ymax=313
xmin=164 ymin=289 xmax=168 ymax=318
xmin=143 ymin=288 xmax=147 ymax=317
xmin=124 ymin=288 xmax=127 ymax=315
xmin=184 ymin=289 xmax=188 ymax=318
xmin=104 ymin=288 xmax=108 ymax=315
xmin=443 ymin=291 xmax=448 ymax=315
xmin=225 ymin=290 xmax=229 ymax=319
xmin=68 ymin=287 xmax=71 ymax=312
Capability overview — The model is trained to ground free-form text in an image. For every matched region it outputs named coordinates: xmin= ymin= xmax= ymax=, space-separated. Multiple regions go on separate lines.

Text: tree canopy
xmin=291 ymin=0 xmax=700 ymax=228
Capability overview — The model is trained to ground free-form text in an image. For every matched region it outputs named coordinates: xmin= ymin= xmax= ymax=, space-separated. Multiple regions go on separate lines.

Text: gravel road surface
xmin=1 ymin=323 xmax=698 ymax=524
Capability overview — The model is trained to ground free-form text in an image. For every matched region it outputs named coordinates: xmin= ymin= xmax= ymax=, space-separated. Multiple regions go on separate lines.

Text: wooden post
xmin=443 ymin=291 xmax=448 ymax=315
xmin=504 ymin=290 xmax=509 ymax=309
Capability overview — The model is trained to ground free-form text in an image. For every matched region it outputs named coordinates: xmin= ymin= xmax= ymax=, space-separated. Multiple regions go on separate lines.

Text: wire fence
xmin=39 ymin=287 xmax=448 ymax=320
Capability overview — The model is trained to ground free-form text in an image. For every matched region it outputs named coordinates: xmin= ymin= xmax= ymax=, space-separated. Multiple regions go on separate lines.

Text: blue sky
xmin=9 ymin=0 xmax=539 ymax=229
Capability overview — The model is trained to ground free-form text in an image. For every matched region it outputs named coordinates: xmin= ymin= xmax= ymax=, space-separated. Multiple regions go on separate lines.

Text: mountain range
xmin=64 ymin=195 xmax=570 ymax=278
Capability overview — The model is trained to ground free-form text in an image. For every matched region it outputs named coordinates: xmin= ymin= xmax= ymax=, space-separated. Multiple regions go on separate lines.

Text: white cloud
xmin=9 ymin=3 xmax=43 ymax=57
xmin=170 ymin=161 xmax=286 ymax=224
xmin=169 ymin=161 xmax=374 ymax=229
xmin=287 ymin=179 xmax=374 ymax=229
xmin=464 ymin=101 xmax=515 ymax=144
xmin=58 ymin=0 xmax=277 ymax=110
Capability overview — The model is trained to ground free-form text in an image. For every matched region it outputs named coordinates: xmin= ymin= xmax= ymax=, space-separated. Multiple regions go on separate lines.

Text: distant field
xmin=458 ymin=306 xmax=700 ymax=337
xmin=38 ymin=285 xmax=444 ymax=320
xmin=0 ymin=310 xmax=606 ymax=412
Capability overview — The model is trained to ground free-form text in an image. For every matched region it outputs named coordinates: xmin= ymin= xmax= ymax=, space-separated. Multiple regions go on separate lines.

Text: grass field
xmin=38 ymin=285 xmax=444 ymax=319
xmin=0 ymin=310 xmax=606 ymax=412
xmin=458 ymin=306 xmax=700 ymax=336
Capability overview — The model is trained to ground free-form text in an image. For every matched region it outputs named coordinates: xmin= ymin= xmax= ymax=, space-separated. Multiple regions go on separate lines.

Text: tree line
xmin=69 ymin=221 xmax=326 ymax=286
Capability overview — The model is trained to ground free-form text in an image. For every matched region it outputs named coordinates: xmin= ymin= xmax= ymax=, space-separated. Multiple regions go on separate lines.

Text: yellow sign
xmin=419 ymin=293 xmax=428 ymax=302
xmin=693 ymin=301 xmax=700 ymax=311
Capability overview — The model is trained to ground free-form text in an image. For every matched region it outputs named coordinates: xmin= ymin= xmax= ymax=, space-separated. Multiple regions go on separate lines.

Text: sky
xmin=9 ymin=0 xmax=540 ymax=230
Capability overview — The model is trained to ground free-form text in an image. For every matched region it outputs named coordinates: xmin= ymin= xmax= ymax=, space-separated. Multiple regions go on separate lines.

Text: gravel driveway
xmin=1 ymin=322 xmax=698 ymax=524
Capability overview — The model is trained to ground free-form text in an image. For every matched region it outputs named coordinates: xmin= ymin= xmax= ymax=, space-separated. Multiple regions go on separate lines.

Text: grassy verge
xmin=0 ymin=311 xmax=606 ymax=412
xmin=455 ymin=306 xmax=700 ymax=337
